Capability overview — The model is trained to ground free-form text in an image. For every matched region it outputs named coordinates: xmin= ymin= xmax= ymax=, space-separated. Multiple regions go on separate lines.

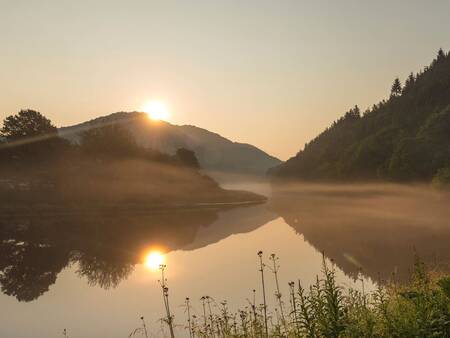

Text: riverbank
xmin=0 ymin=198 xmax=266 ymax=218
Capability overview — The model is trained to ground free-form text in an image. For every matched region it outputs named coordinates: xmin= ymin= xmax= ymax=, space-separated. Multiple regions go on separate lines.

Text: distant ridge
xmin=59 ymin=112 xmax=281 ymax=175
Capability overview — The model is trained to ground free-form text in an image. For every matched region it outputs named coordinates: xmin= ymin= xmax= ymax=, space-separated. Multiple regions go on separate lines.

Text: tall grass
xmin=158 ymin=264 xmax=175 ymax=338
xmin=150 ymin=254 xmax=450 ymax=337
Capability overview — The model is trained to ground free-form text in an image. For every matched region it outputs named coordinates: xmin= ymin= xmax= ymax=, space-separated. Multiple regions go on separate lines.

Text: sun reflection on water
xmin=143 ymin=250 xmax=165 ymax=270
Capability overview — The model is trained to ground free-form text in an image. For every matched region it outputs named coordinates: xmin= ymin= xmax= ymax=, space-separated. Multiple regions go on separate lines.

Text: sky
xmin=1 ymin=0 xmax=449 ymax=160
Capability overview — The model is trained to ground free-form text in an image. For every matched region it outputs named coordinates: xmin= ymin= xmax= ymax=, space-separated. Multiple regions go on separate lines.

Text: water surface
xmin=1 ymin=182 xmax=449 ymax=337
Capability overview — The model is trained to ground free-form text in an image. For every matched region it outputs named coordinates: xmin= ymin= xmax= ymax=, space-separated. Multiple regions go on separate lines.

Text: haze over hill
xmin=271 ymin=49 xmax=450 ymax=184
xmin=0 ymin=110 xmax=266 ymax=208
xmin=59 ymin=113 xmax=281 ymax=176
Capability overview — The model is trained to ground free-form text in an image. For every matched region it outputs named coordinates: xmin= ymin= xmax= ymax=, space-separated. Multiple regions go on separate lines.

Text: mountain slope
xmin=271 ymin=49 xmax=450 ymax=182
xmin=59 ymin=113 xmax=281 ymax=175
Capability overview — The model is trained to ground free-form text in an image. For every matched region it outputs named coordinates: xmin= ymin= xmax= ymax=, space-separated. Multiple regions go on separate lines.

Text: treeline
xmin=272 ymin=49 xmax=450 ymax=184
xmin=0 ymin=109 xmax=199 ymax=167
xmin=0 ymin=110 xmax=214 ymax=204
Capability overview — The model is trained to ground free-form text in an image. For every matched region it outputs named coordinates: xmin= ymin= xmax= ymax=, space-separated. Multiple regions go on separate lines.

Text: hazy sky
xmin=1 ymin=0 xmax=449 ymax=159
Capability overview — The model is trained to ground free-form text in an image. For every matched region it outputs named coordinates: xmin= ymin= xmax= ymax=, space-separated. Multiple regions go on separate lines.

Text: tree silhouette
xmin=0 ymin=110 xmax=69 ymax=178
xmin=1 ymin=109 xmax=57 ymax=141
xmin=403 ymin=72 xmax=415 ymax=93
xmin=80 ymin=124 xmax=141 ymax=160
xmin=175 ymin=148 xmax=200 ymax=169
xmin=437 ymin=48 xmax=446 ymax=62
xmin=390 ymin=77 xmax=402 ymax=97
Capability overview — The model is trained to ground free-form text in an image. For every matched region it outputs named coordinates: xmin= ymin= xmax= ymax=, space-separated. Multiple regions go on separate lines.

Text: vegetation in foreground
xmin=140 ymin=254 xmax=450 ymax=338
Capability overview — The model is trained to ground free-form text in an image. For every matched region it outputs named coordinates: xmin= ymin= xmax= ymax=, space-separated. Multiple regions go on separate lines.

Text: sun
xmin=142 ymin=101 xmax=170 ymax=121
xmin=143 ymin=251 xmax=165 ymax=270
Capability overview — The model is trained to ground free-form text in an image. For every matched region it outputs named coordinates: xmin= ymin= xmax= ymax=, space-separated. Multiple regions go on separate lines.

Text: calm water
xmin=1 ymin=182 xmax=449 ymax=337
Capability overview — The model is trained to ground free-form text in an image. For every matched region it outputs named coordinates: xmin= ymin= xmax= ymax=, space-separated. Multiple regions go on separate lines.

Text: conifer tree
xmin=437 ymin=48 xmax=445 ymax=61
xmin=390 ymin=77 xmax=402 ymax=97
xmin=403 ymin=73 xmax=415 ymax=92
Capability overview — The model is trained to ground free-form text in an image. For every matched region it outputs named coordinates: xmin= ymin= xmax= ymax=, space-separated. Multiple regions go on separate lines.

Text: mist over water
xmin=0 ymin=178 xmax=449 ymax=337
xmin=271 ymin=182 xmax=450 ymax=281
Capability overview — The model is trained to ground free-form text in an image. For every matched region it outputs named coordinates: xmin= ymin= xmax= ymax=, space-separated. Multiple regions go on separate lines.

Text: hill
xmin=59 ymin=113 xmax=281 ymax=176
xmin=271 ymin=49 xmax=450 ymax=183
xmin=0 ymin=111 xmax=265 ymax=207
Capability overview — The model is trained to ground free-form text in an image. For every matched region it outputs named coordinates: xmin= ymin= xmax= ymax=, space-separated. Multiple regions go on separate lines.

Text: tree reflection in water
xmin=74 ymin=250 xmax=135 ymax=289
xmin=271 ymin=183 xmax=450 ymax=282
xmin=5 ymin=184 xmax=447 ymax=303
xmin=0 ymin=240 xmax=70 ymax=301
xmin=0 ymin=207 xmax=220 ymax=301
xmin=0 ymin=203 xmax=275 ymax=302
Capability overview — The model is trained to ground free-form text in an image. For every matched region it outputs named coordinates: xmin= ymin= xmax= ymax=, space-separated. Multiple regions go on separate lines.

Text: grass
xmin=136 ymin=254 xmax=450 ymax=338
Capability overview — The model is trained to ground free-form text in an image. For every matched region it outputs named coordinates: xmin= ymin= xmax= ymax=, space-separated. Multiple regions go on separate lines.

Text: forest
xmin=271 ymin=49 xmax=450 ymax=185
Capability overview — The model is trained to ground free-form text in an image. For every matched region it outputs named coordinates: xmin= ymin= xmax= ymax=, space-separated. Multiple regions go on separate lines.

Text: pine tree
xmin=352 ymin=105 xmax=361 ymax=118
xmin=437 ymin=48 xmax=445 ymax=61
xmin=403 ymin=72 xmax=415 ymax=92
xmin=390 ymin=78 xmax=402 ymax=97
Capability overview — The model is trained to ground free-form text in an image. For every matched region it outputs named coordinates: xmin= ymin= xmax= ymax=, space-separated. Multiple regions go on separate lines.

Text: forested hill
xmin=60 ymin=113 xmax=281 ymax=176
xmin=271 ymin=49 xmax=450 ymax=183
xmin=0 ymin=110 xmax=265 ymax=206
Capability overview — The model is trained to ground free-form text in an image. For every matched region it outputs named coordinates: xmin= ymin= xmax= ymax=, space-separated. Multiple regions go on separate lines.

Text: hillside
xmin=271 ymin=49 xmax=450 ymax=182
xmin=0 ymin=112 xmax=265 ymax=207
xmin=59 ymin=113 xmax=281 ymax=176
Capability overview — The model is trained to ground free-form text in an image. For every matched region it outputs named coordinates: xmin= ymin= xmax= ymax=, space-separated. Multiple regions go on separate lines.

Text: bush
xmin=432 ymin=167 xmax=450 ymax=189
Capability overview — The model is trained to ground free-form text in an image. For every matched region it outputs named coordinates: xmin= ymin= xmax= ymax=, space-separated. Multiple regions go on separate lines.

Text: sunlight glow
xmin=142 ymin=101 xmax=170 ymax=121
xmin=144 ymin=251 xmax=165 ymax=270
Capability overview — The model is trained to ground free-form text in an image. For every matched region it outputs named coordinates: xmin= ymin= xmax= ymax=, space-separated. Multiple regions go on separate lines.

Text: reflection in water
xmin=143 ymin=251 xmax=165 ymax=270
xmin=181 ymin=203 xmax=277 ymax=250
xmin=0 ymin=239 xmax=70 ymax=302
xmin=1 ymin=184 xmax=449 ymax=304
xmin=0 ymin=203 xmax=275 ymax=302
xmin=1 ymin=183 xmax=450 ymax=337
xmin=271 ymin=183 xmax=450 ymax=281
